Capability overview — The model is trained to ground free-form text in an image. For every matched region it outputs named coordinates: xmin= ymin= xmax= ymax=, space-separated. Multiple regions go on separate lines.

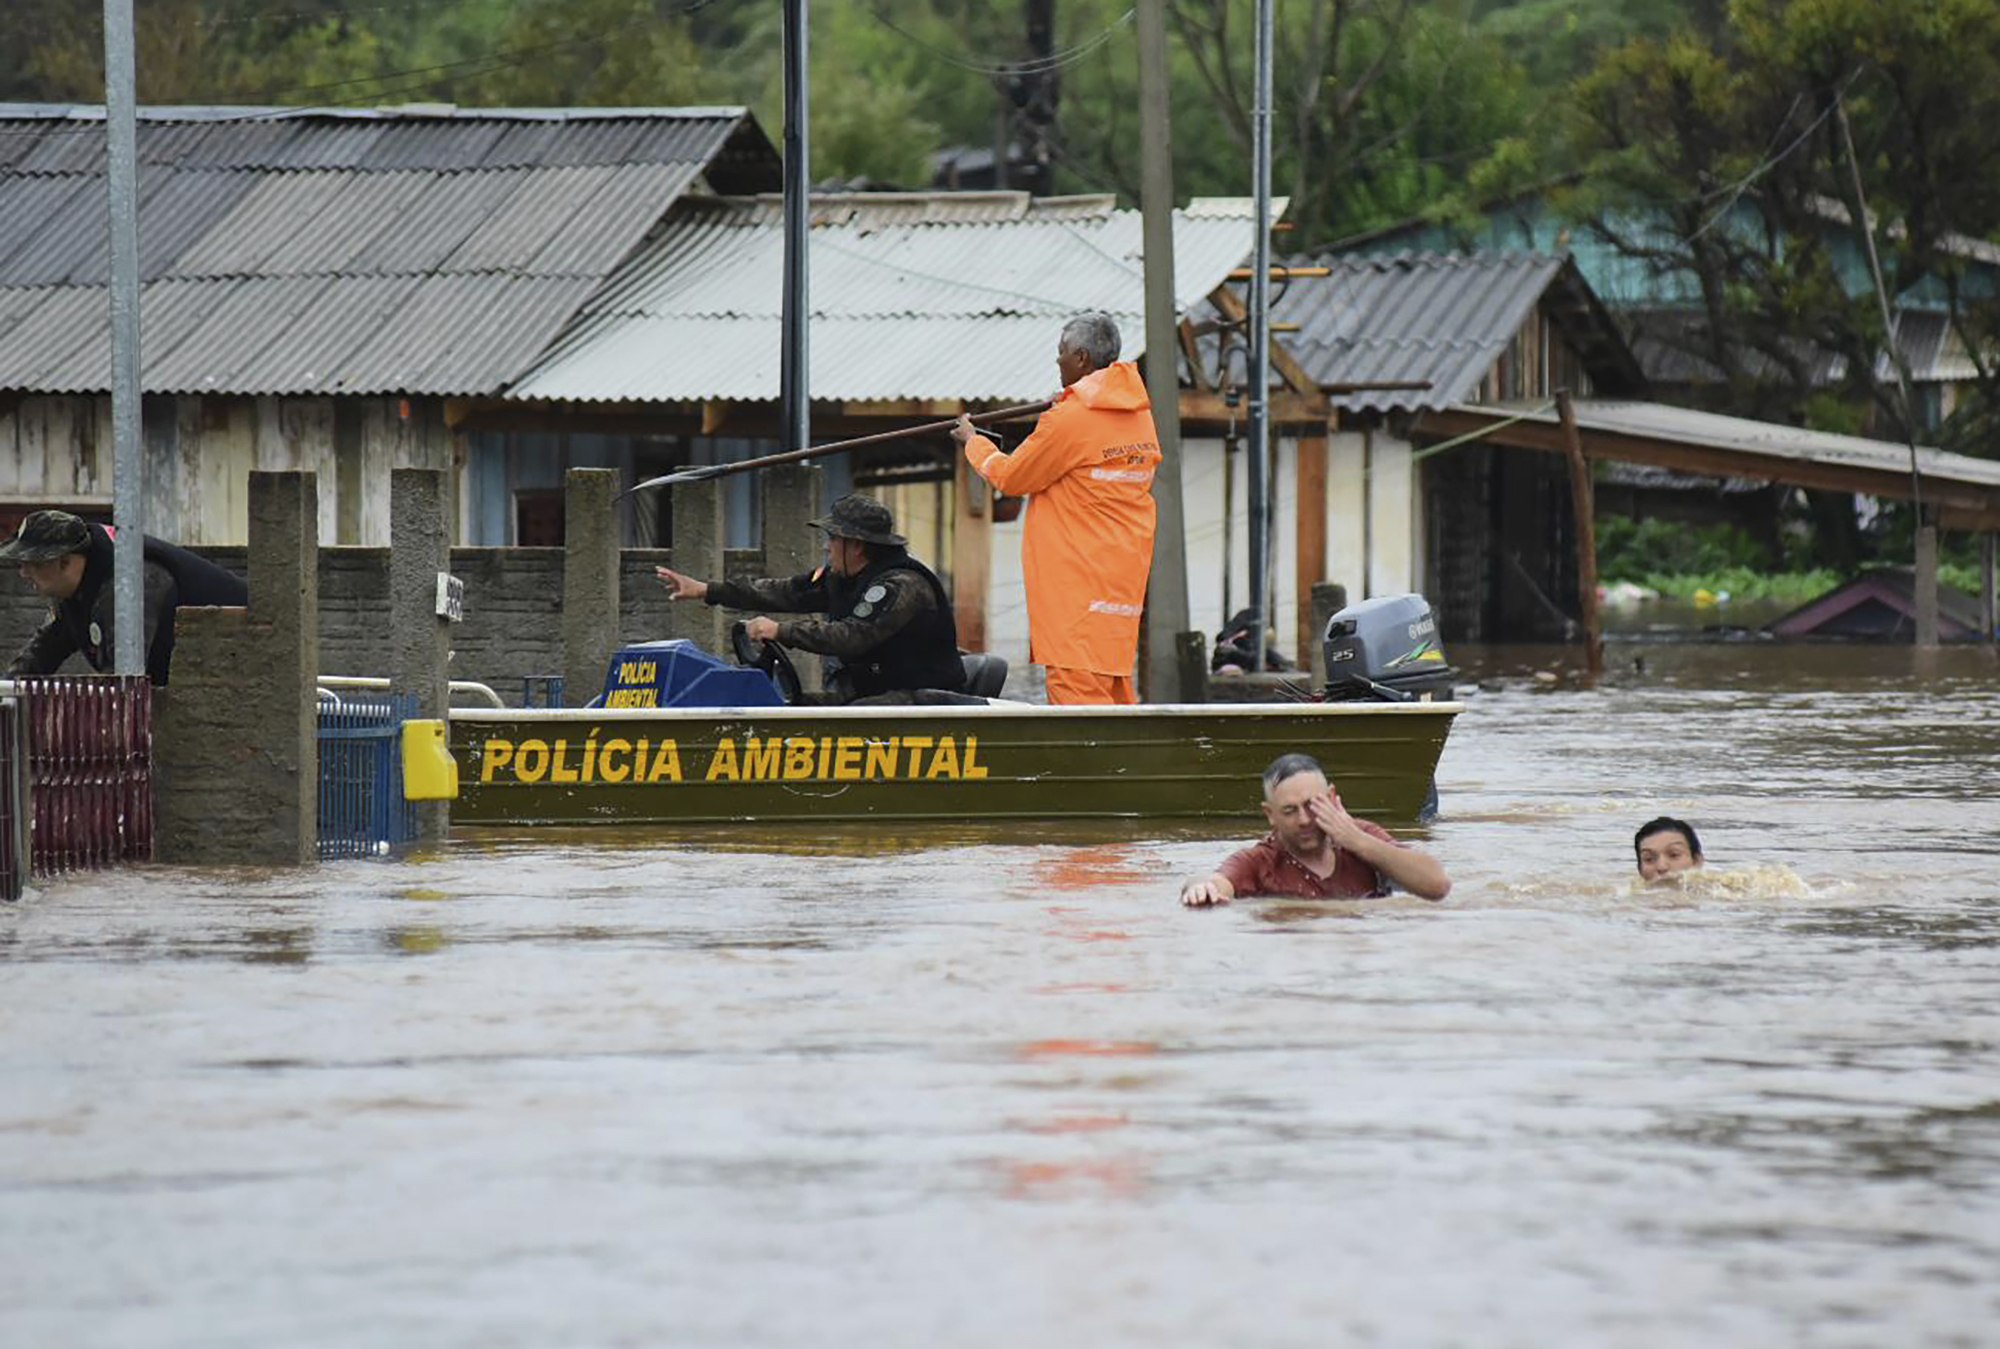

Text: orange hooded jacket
xmin=963 ymin=361 xmax=1162 ymax=675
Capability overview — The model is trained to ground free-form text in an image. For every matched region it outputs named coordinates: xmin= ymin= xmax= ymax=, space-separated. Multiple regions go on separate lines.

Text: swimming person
xmin=1180 ymin=753 xmax=1451 ymax=905
xmin=1635 ymin=816 xmax=1704 ymax=883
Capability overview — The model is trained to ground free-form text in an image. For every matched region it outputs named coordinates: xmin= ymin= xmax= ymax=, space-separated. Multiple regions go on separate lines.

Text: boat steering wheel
xmin=731 ymin=620 xmax=803 ymax=704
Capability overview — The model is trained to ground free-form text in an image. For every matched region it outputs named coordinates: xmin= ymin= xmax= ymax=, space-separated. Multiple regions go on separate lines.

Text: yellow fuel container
xmin=401 ymin=719 xmax=459 ymax=801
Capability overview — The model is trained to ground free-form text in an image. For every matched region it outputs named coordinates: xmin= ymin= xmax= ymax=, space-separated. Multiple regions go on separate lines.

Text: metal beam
xmin=780 ymin=0 xmax=810 ymax=456
xmin=1138 ymin=0 xmax=1190 ymax=700
xmin=104 ymin=0 xmax=143 ymax=675
xmin=1414 ymin=407 xmax=2000 ymax=525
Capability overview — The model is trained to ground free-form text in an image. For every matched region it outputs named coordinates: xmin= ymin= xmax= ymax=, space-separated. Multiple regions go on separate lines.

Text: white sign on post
xmin=435 ymin=573 xmax=465 ymax=623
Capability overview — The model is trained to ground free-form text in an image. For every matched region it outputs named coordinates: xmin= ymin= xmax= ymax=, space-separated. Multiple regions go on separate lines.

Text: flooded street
xmin=3 ymin=645 xmax=1997 ymax=1347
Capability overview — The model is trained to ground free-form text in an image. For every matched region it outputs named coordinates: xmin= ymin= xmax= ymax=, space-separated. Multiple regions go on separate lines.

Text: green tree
xmin=1551 ymin=0 xmax=2000 ymax=458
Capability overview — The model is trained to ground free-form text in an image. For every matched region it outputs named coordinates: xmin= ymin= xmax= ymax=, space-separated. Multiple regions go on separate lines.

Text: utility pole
xmin=780 ymin=0 xmax=810 ymax=454
xmin=1137 ymin=0 xmax=1190 ymax=699
xmin=1245 ymin=0 xmax=1273 ymax=672
xmin=104 ymin=0 xmax=144 ymax=674
xmin=1836 ymin=92 xmax=1933 ymax=647
xmin=1018 ymin=0 xmax=1057 ymax=196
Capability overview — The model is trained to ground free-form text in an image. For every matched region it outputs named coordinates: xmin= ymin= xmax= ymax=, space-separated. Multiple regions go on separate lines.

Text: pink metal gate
xmin=3 ymin=676 xmax=154 ymax=886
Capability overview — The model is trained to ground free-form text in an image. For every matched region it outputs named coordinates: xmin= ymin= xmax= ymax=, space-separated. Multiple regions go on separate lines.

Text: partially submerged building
xmin=0 ymin=102 xmax=781 ymax=545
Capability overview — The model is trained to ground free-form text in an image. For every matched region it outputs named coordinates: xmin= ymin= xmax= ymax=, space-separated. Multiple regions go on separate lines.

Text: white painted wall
xmin=1366 ymin=430 xmax=1416 ymax=597
xmin=1327 ymin=431 xmax=1366 ymax=602
xmin=978 ymin=427 xmax=1413 ymax=672
xmin=989 ymin=509 xmax=1029 ymax=665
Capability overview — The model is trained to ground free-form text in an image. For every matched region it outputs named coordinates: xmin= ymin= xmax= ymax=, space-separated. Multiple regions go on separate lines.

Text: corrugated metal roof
xmin=1274 ymin=251 xmax=1570 ymax=412
xmin=0 ymin=174 xmax=91 ymax=281
xmin=1483 ymin=398 xmax=2000 ymax=492
xmin=509 ymin=195 xmax=1262 ymax=403
xmin=0 ymin=103 xmax=779 ymax=395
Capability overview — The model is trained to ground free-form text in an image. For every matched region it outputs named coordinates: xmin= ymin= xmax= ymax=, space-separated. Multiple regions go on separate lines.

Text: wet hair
xmin=1262 ymin=752 xmax=1325 ymax=799
xmin=1059 ymin=312 xmax=1121 ymax=370
xmin=1634 ymin=816 xmax=1702 ymax=869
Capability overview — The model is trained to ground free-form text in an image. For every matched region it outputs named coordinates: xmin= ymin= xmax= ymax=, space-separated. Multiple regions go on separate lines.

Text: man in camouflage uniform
xmin=654 ymin=493 xmax=966 ymax=705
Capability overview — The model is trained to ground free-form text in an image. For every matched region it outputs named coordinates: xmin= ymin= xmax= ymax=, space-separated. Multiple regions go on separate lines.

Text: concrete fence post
xmin=671 ymin=478 xmax=728 ymax=658
xmin=563 ymin=468 xmax=621 ymax=707
xmin=391 ymin=467 xmax=451 ymax=840
xmin=762 ymin=463 xmax=825 ymax=694
xmin=155 ymin=470 xmax=318 ymax=865
xmin=1309 ymin=582 xmax=1348 ymax=685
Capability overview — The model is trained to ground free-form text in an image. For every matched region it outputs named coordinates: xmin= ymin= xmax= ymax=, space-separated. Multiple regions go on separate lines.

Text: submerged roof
xmin=507 ymin=194 xmax=1267 ymax=404
xmin=1768 ymin=567 xmax=1987 ymax=641
xmin=1267 ymin=250 xmax=1644 ymax=412
xmin=0 ymin=104 xmax=778 ymax=396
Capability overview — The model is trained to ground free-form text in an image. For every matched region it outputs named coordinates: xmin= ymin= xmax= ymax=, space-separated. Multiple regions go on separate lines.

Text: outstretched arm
xmin=1180 ymin=872 xmax=1237 ymax=907
xmin=953 ymin=406 xmax=1085 ymax=497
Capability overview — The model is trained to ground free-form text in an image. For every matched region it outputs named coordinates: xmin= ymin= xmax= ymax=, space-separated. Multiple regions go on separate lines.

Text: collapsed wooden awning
xmin=1416 ymin=399 xmax=2000 ymax=531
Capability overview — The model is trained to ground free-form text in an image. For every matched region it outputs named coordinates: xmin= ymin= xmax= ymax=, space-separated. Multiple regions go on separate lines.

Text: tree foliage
xmin=8 ymin=0 xmax=1995 ymax=462
xmin=1546 ymin=0 xmax=2000 ymax=455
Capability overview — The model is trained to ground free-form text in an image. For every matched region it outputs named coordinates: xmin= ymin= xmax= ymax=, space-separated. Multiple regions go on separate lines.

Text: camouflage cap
xmin=808 ymin=493 xmax=905 ymax=547
xmin=0 ymin=510 xmax=93 ymax=564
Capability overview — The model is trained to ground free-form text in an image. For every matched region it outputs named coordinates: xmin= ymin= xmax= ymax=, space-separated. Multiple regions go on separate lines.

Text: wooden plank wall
xmin=0 ymin=392 xmax=459 ymax=545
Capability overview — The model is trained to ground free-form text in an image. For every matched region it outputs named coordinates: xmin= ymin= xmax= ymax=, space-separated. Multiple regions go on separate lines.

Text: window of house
xmin=515 ymin=490 xmax=564 ymax=546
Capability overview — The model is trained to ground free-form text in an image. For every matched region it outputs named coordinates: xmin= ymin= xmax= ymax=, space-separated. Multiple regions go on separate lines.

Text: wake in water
xmin=1477 ymin=862 xmax=1834 ymax=907
xmin=1633 ymin=863 xmax=1820 ymax=901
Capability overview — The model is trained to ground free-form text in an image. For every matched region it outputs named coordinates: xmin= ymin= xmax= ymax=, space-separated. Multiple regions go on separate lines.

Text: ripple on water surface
xmin=2 ymin=644 xmax=1997 ymax=1347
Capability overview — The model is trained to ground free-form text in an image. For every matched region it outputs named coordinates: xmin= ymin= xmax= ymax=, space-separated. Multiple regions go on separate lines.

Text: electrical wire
xmin=1682 ymin=69 xmax=1863 ymax=245
xmin=863 ymin=5 xmax=1134 ymax=79
xmin=1 ymin=0 xmax=738 ymax=134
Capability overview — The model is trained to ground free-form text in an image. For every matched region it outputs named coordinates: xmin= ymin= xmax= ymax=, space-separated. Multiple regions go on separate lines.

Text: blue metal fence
xmin=317 ymin=692 xmax=418 ymax=860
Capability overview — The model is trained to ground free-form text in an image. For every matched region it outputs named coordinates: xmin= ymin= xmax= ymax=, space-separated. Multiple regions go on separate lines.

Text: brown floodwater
xmin=2 ymin=643 xmax=1996 ymax=1346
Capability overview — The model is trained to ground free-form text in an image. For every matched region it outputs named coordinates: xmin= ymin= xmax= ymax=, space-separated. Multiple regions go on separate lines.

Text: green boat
xmin=446 ymin=700 xmax=1459 ymax=826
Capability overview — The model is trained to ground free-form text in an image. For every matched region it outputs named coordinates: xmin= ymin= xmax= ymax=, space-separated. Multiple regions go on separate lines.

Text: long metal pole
xmin=104 ymin=0 xmax=144 ymax=675
xmin=1834 ymin=93 xmax=1935 ymax=647
xmin=1137 ymin=0 xmax=1191 ymax=699
xmin=1245 ymin=0 xmax=1273 ymax=672
xmin=780 ymin=0 xmax=810 ymax=455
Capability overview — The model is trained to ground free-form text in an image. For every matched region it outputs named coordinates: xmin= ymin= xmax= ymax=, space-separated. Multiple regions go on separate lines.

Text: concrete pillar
xmin=671 ymin=477 xmax=728 ymax=658
xmin=1915 ymin=522 xmax=1940 ymax=648
xmin=763 ymin=463 xmax=825 ymax=694
xmin=391 ymin=467 xmax=451 ymax=841
xmin=563 ymin=467 xmax=622 ymax=707
xmin=1175 ymin=629 xmax=1209 ymax=705
xmin=1982 ymin=530 xmax=1996 ymax=645
xmin=1309 ymin=581 xmax=1348 ymax=685
xmin=155 ymin=470 xmax=317 ymax=865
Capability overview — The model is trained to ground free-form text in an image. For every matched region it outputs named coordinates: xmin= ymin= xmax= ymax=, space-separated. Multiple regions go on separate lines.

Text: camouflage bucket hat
xmin=0 ymin=510 xmax=93 ymax=564
xmin=808 ymin=493 xmax=905 ymax=547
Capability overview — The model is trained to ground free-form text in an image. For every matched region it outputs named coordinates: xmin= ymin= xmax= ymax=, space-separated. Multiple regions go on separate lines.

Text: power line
xmin=196 ymin=0 xmax=495 ymax=28
xmin=2 ymin=0 xmax=738 ymax=134
xmin=1682 ymin=69 xmax=1862 ymax=245
xmin=863 ymin=5 xmax=1134 ymax=79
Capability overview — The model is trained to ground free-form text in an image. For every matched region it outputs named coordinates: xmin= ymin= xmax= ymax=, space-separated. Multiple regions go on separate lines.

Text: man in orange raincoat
xmin=951 ymin=313 xmax=1162 ymax=705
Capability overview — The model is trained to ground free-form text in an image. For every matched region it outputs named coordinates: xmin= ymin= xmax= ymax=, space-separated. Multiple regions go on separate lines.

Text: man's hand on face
xmin=1307 ymin=791 xmax=1372 ymax=851
xmin=654 ymin=566 xmax=707 ymax=601
xmin=949 ymin=414 xmax=976 ymax=446
xmin=744 ymin=616 xmax=780 ymax=643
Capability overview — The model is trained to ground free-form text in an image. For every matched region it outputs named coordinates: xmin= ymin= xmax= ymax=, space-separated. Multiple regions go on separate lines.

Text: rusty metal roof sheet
xmin=0 ymin=103 xmax=778 ymax=395
xmin=509 ymin=194 xmax=1263 ymax=404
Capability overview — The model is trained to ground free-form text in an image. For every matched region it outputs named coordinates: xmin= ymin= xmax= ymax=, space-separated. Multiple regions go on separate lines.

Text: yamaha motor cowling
xmin=1322 ymin=593 xmax=1457 ymax=702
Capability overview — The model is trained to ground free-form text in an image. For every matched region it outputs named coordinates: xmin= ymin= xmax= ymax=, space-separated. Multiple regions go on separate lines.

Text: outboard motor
xmin=1322 ymin=593 xmax=1457 ymax=703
